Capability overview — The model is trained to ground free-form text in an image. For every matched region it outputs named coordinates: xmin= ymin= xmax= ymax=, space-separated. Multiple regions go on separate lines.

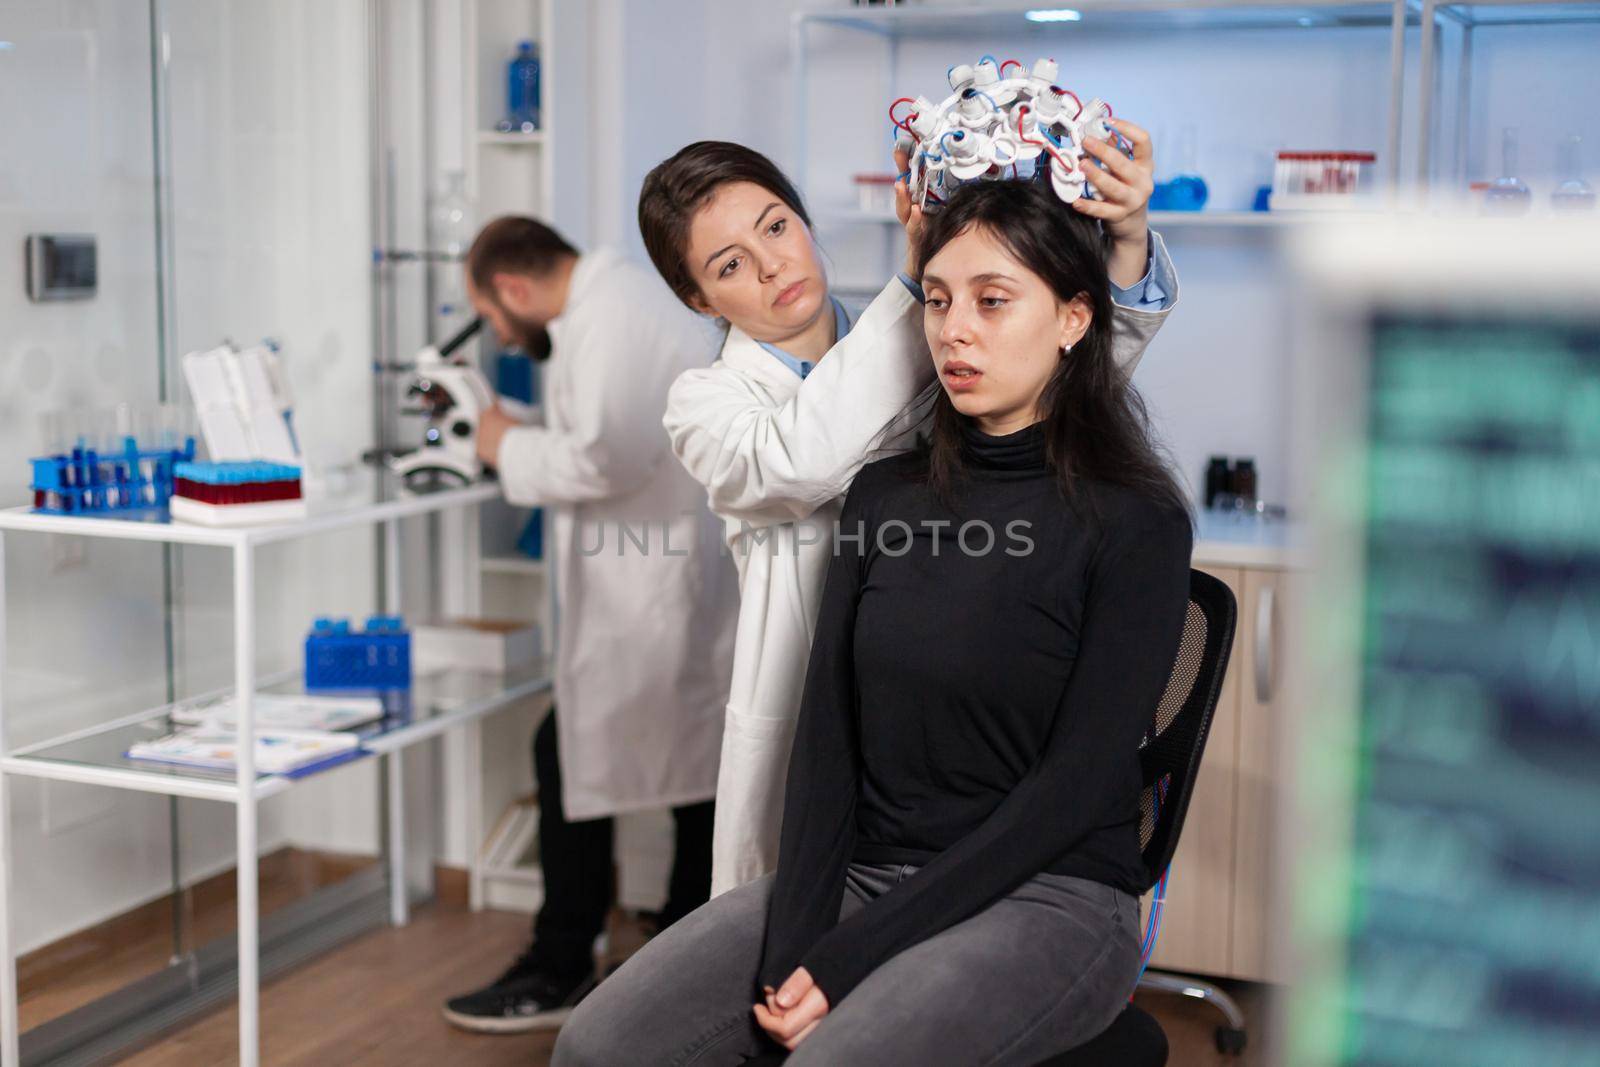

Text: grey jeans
xmin=553 ymin=862 xmax=1141 ymax=1067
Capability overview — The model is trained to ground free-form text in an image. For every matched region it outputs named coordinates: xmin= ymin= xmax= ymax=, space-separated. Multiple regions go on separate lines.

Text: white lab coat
xmin=664 ymin=236 xmax=1179 ymax=894
xmin=497 ymin=248 xmax=736 ymax=820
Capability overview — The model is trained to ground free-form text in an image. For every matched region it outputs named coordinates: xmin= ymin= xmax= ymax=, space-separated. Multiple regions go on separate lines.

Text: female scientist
xmin=554 ymin=177 xmax=1192 ymax=1065
xmin=636 ymin=125 xmax=1176 ymax=895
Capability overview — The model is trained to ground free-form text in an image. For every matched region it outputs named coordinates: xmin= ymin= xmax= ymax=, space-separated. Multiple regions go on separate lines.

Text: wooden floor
xmin=18 ymin=849 xmax=374 ymax=1034
xmin=117 ymin=899 xmax=1273 ymax=1066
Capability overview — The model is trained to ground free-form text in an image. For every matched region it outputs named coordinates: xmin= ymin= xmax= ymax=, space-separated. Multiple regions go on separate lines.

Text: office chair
xmin=1038 ymin=567 xmax=1241 ymax=1065
xmin=743 ymin=570 xmax=1240 ymax=1067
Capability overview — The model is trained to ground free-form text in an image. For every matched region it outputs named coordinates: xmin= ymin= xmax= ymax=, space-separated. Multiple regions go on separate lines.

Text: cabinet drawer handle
xmin=1255 ymin=584 xmax=1276 ymax=703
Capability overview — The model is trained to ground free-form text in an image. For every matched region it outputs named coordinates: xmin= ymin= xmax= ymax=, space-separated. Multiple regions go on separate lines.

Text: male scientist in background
xmin=440 ymin=216 xmax=736 ymax=1032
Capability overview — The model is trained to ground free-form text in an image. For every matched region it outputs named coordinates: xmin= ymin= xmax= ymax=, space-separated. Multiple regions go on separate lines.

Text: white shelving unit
xmin=459 ymin=0 xmax=561 ymax=915
xmin=463 ymin=0 xmax=555 ymax=224
xmin=0 ymin=482 xmax=552 ymax=1067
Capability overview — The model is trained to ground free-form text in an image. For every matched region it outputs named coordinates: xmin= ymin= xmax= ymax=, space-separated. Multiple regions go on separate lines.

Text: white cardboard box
xmin=412 ymin=618 xmax=542 ymax=674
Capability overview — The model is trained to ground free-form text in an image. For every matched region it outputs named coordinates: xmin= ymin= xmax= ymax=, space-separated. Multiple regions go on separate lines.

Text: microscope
xmin=390 ymin=316 xmax=498 ymax=488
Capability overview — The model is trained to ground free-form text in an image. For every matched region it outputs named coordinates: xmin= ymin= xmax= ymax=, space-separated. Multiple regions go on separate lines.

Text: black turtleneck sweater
xmin=758 ymin=420 xmax=1193 ymax=1004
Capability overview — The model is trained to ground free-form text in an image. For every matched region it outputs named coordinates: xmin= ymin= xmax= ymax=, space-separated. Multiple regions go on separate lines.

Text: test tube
xmin=67 ymin=412 xmax=90 ymax=502
xmin=111 ymin=404 xmax=136 ymax=508
xmin=155 ymin=404 xmax=188 ymax=504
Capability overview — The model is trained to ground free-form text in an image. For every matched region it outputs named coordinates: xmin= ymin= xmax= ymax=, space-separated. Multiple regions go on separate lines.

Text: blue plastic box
xmin=305 ymin=615 xmax=412 ymax=691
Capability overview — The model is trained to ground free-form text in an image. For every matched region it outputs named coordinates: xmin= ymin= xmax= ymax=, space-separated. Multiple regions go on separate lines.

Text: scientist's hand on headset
xmin=892 ymin=146 xmax=928 ymax=281
xmin=752 ymin=967 xmax=830 ymax=1051
xmin=1075 ymin=118 xmax=1154 ymax=233
xmin=476 ymin=404 xmax=519 ymax=469
xmin=1075 ymin=118 xmax=1156 ymax=287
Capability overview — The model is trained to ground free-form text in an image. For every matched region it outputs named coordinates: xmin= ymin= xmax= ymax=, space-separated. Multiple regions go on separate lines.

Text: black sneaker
xmin=442 ymin=963 xmax=597 ymax=1034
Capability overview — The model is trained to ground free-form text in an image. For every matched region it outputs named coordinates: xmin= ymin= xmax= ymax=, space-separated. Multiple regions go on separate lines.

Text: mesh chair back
xmin=1134 ymin=569 xmax=1238 ymax=893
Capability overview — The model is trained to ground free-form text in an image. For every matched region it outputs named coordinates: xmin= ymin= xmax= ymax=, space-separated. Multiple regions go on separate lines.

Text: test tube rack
xmin=29 ymin=436 xmax=198 ymax=516
xmin=304 ymin=615 xmax=413 ymax=692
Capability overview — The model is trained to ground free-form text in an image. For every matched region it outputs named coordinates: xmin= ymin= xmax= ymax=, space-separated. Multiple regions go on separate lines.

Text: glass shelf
xmin=477 ymin=129 xmax=545 ymax=146
xmin=1438 ymin=0 xmax=1600 ymax=24
xmin=481 ymin=554 xmax=547 ymax=577
xmin=0 ymin=470 xmax=499 ymax=548
xmin=800 ymin=1 xmax=1409 ymax=37
xmin=0 ymin=664 xmax=553 ymax=803
xmin=811 ymin=206 xmax=1384 ymax=229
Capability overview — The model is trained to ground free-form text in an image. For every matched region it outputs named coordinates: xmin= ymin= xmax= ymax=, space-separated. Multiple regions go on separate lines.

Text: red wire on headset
xmin=1000 ymin=59 xmax=1024 ymax=76
xmin=889 ymin=96 xmax=919 ymax=136
xmin=1049 ymin=86 xmax=1083 ymax=114
xmin=1015 ymin=105 xmax=1072 ymax=171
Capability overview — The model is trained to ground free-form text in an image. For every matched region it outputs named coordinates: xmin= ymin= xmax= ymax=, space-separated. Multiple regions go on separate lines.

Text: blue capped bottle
xmin=500 ymin=41 xmax=541 ymax=133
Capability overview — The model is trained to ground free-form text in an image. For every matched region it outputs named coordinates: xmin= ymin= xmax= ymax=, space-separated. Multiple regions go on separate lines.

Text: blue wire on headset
xmin=960 ymin=87 xmax=1001 ymax=113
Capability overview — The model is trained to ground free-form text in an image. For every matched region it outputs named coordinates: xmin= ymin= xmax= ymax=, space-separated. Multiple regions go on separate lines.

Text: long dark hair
xmin=638 ymin=141 xmax=813 ymax=309
xmin=912 ymin=180 xmax=1189 ymax=523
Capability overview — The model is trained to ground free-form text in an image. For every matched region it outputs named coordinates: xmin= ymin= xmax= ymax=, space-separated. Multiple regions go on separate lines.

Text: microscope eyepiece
xmin=438 ymin=316 xmax=484 ymax=359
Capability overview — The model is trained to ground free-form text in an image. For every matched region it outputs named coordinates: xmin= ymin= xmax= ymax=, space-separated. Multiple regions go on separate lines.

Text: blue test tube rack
xmin=29 ymin=436 xmax=198 ymax=517
xmin=304 ymin=615 xmax=413 ymax=692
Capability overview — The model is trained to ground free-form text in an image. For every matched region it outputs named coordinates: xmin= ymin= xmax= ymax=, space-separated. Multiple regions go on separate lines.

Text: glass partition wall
xmin=0 ymin=2 xmax=391 ymax=1061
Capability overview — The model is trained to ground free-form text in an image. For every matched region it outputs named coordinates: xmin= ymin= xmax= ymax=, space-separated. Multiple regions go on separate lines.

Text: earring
xmin=1059 ymin=342 xmax=1073 ymax=357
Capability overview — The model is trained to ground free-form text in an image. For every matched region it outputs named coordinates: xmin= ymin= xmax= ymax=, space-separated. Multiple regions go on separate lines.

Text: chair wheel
xmin=1215 ymin=1026 xmax=1247 ymax=1055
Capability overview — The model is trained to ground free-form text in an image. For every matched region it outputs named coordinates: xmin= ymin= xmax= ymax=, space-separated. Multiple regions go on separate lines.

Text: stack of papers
xmin=170 ymin=692 xmax=385 ymax=732
xmin=127 ymin=728 xmax=361 ymax=776
xmin=482 ymin=798 xmax=540 ymax=871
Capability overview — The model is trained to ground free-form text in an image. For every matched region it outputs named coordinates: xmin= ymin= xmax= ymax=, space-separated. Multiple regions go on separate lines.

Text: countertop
xmin=1191 ymin=510 xmax=1301 ymax=570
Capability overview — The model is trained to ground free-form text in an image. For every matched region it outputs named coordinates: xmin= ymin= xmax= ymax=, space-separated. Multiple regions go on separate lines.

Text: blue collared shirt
xmin=757 ymin=236 xmax=1169 ymax=379
xmin=1108 ymin=232 xmax=1174 ymax=312
xmin=756 ymin=295 xmax=852 ymax=380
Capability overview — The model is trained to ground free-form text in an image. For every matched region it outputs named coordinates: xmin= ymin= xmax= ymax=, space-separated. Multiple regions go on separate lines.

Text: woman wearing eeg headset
xmin=556 ymin=169 xmax=1192 ymax=1067
xmin=634 ymin=81 xmax=1177 ymax=903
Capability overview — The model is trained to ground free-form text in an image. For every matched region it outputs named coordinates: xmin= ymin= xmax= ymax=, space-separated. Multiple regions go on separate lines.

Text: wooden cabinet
xmin=1232 ymin=567 xmax=1290 ymax=983
xmin=1144 ymin=567 xmax=1244 ymax=974
xmin=1145 ymin=563 xmax=1289 ymax=984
